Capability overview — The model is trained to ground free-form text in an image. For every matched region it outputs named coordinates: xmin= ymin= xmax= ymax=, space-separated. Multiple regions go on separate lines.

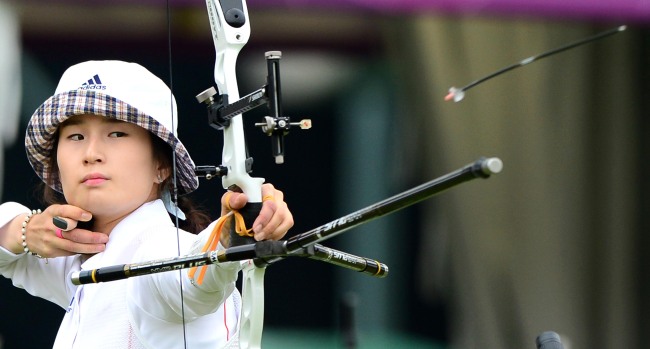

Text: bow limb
xmin=206 ymin=0 xmax=264 ymax=199
xmin=206 ymin=1 xmax=265 ymax=348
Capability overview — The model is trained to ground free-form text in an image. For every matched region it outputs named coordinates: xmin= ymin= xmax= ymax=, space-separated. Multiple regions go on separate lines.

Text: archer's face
xmin=56 ymin=114 xmax=161 ymax=224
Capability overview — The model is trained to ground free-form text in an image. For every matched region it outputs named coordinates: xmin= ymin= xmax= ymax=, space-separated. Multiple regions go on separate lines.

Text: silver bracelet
xmin=21 ymin=209 xmax=43 ymax=258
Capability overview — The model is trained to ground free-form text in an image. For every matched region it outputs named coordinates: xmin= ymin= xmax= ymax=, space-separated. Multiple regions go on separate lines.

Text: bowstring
xmin=165 ymin=1 xmax=189 ymax=347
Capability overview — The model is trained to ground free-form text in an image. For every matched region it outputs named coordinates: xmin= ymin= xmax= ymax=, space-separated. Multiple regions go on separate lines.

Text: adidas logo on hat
xmin=79 ymin=74 xmax=106 ymax=90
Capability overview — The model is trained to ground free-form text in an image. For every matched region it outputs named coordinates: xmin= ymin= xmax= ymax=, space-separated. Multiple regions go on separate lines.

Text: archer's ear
xmin=157 ymin=167 xmax=171 ymax=183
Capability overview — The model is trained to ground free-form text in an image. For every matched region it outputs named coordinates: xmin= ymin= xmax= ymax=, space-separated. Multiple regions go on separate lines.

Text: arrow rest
xmin=194 ymin=165 xmax=228 ymax=180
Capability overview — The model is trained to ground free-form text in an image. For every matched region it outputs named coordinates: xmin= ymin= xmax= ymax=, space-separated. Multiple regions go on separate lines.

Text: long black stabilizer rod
xmin=256 ymin=156 xmax=503 ymax=267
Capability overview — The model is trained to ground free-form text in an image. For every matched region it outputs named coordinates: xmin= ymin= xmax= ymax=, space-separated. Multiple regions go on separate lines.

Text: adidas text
xmin=78 ymin=85 xmax=107 ymax=90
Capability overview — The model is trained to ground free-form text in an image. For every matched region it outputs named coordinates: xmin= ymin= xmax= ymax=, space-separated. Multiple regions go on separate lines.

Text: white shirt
xmin=0 ymin=200 xmax=241 ymax=348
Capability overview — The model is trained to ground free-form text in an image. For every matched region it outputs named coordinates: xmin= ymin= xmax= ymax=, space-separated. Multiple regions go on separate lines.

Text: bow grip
xmin=230 ymin=202 xmax=262 ymax=246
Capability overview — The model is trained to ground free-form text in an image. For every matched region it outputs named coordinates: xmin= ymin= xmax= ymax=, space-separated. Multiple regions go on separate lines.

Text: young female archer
xmin=0 ymin=60 xmax=293 ymax=348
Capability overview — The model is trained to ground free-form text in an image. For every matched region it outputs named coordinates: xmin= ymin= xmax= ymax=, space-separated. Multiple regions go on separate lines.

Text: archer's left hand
xmin=221 ymin=183 xmax=293 ymax=241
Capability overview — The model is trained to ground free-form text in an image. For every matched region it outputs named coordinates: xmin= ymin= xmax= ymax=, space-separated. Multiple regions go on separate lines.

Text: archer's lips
xmin=82 ymin=173 xmax=109 ymax=186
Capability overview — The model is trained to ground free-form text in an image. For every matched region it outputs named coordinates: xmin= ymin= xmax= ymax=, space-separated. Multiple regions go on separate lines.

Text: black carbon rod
xmin=293 ymin=244 xmax=389 ymax=277
xmin=257 ymin=157 xmax=503 ymax=267
xmin=71 ymin=251 xmax=219 ymax=285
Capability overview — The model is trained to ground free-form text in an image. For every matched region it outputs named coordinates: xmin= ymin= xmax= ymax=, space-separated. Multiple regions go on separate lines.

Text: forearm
xmin=0 ymin=202 xmax=30 ymax=254
xmin=128 ymin=261 xmax=238 ymax=322
xmin=154 ymin=238 xmax=240 ymax=320
xmin=128 ymin=223 xmax=241 ymax=322
xmin=0 ymin=249 xmax=78 ymax=309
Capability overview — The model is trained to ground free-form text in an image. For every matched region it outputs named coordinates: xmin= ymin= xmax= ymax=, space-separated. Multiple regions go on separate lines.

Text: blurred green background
xmin=1 ymin=1 xmax=649 ymax=348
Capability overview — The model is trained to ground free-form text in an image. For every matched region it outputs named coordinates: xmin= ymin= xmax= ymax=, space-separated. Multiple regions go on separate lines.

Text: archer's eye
xmin=109 ymin=131 xmax=127 ymax=138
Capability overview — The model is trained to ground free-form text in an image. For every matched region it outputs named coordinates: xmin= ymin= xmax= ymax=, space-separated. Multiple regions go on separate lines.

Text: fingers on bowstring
xmin=35 ymin=234 xmax=105 ymax=258
xmin=63 ymin=228 xmax=109 ymax=245
xmin=49 ymin=205 xmax=107 ymax=247
xmin=54 ymin=204 xmax=93 ymax=222
xmin=53 ymin=222 xmax=107 ymax=254
xmin=57 ymin=237 xmax=107 ymax=255
xmin=49 ymin=204 xmax=93 ymax=232
xmin=53 ymin=216 xmax=71 ymax=231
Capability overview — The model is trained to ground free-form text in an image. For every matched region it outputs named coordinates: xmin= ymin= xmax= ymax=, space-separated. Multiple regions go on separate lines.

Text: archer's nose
xmin=83 ymin=138 xmax=105 ymax=164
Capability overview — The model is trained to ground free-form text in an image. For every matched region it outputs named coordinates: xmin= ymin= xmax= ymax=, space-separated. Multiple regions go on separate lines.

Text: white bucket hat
xmin=25 ymin=60 xmax=199 ymax=195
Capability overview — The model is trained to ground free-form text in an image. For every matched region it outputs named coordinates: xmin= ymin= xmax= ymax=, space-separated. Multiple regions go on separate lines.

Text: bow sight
xmin=195 ymin=50 xmax=311 ymax=175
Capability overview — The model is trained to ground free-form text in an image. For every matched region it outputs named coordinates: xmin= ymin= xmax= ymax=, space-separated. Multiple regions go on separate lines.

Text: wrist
xmin=21 ymin=209 xmax=43 ymax=257
xmin=0 ymin=213 xmax=29 ymax=254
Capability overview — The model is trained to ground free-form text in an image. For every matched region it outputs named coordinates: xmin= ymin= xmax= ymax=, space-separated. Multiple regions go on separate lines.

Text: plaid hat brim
xmin=25 ymin=90 xmax=199 ymax=195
